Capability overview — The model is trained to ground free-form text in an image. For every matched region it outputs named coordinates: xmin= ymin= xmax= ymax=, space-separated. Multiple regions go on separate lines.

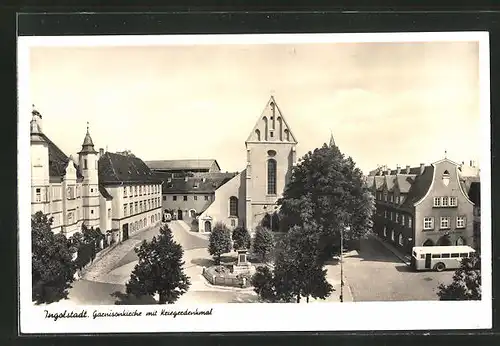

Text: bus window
xmin=459 ymin=253 xmax=468 ymax=258
xmin=420 ymin=254 xmax=425 ymax=259
xmin=450 ymin=253 xmax=459 ymax=258
xmin=413 ymin=251 xmax=417 ymax=257
xmin=441 ymin=253 xmax=450 ymax=258
xmin=432 ymin=254 xmax=441 ymax=259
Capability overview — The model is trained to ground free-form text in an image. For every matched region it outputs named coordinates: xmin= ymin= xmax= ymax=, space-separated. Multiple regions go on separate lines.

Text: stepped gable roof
xmin=39 ymin=133 xmax=83 ymax=179
xmin=400 ymin=165 xmax=434 ymax=208
xmin=99 ymin=184 xmax=113 ymax=200
xmin=145 ymin=159 xmax=220 ymax=172
xmin=159 ymin=172 xmax=237 ymax=194
xmin=98 ymin=152 xmax=163 ymax=185
xmin=395 ymin=174 xmax=417 ymax=193
xmin=468 ymin=181 xmax=481 ymax=207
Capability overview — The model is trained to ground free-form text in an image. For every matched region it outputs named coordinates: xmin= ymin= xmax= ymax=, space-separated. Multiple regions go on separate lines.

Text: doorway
xmin=122 ymin=223 xmax=129 ymax=241
xmin=425 ymin=253 xmax=432 ymax=269
xmin=177 ymin=209 xmax=183 ymax=220
xmin=204 ymin=221 xmax=212 ymax=232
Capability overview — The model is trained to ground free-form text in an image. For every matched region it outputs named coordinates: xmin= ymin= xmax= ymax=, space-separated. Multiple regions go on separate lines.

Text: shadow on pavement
xmin=394 ymin=264 xmax=414 ymax=273
xmin=229 ymin=294 xmax=259 ymax=303
xmin=191 ymin=257 xmax=214 ymax=267
xmin=111 ymin=291 xmax=158 ymax=305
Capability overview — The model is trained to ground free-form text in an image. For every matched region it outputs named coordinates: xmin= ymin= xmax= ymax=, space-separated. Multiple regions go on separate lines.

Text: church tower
xmin=30 ymin=106 xmax=50 ymax=215
xmin=244 ymin=96 xmax=298 ymax=233
xmin=78 ymin=123 xmax=100 ymax=228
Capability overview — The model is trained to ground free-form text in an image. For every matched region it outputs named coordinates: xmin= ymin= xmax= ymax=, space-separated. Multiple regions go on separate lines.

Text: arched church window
xmin=267 ymin=159 xmax=277 ymax=195
xmin=278 ymin=117 xmax=283 ymax=141
xmin=229 ymin=196 xmax=238 ymax=217
xmin=255 ymin=129 xmax=261 ymax=141
xmin=284 ymin=129 xmax=290 ymax=141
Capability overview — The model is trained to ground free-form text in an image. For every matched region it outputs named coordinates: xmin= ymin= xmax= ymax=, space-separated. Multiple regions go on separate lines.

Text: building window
xmin=384 ymin=192 xmax=387 ymax=202
xmin=129 ymin=203 xmax=133 ymax=215
xmin=384 ymin=210 xmax=387 ymax=218
xmin=383 ymin=226 xmax=387 ymax=237
xmin=440 ymin=217 xmax=451 ymax=230
xmin=398 ymin=234 xmax=403 ymax=246
xmin=35 ymin=188 xmax=41 ymax=202
xmin=183 ymin=196 xmax=187 ymax=201
xmin=108 ymin=208 xmax=111 ymax=219
xmin=450 ymin=196 xmax=457 ymax=207
xmin=134 ymin=202 xmax=138 ymax=212
xmin=194 ymin=195 xmax=198 ymax=201
xmin=229 ymin=196 xmax=238 ymax=217
xmin=408 ymin=217 xmax=412 ymax=228
xmin=395 ymin=213 xmax=399 ymax=223
xmin=433 ymin=197 xmax=441 ymax=207
xmin=124 ymin=205 xmax=127 ymax=216
xmin=173 ymin=196 xmax=177 ymax=201
xmin=423 ymin=217 xmax=434 ymax=230
xmin=163 ymin=195 xmax=166 ymax=201
xmin=441 ymin=196 xmax=449 ymax=207
xmin=84 ymin=159 xmax=87 ymax=169
xmin=124 ymin=187 xmax=127 ymax=197
xmin=391 ymin=230 xmax=395 ymax=241
xmin=390 ymin=194 xmax=394 ymax=203
xmin=205 ymin=195 xmax=209 ymax=201
xmin=67 ymin=212 xmax=73 ymax=224
xmin=456 ymin=216 xmax=466 ymax=229
xmin=91 ymin=209 xmax=94 ymax=214
xmin=231 ymin=219 xmax=236 ymax=227
xmin=401 ymin=215 xmax=405 ymax=226
xmin=267 ymin=159 xmax=277 ymax=195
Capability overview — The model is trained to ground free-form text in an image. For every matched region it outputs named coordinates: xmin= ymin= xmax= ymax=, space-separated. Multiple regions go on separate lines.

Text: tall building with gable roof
xmin=366 ymin=158 xmax=480 ymax=256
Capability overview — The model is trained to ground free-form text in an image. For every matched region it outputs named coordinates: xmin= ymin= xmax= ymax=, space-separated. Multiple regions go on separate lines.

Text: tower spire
xmin=329 ymin=130 xmax=335 ymax=147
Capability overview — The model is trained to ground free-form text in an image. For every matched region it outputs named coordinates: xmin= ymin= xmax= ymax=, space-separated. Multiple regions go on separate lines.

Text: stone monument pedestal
xmin=232 ymin=249 xmax=255 ymax=275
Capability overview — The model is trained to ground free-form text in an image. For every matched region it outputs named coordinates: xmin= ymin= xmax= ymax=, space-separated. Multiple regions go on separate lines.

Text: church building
xmin=197 ymin=96 xmax=298 ymax=234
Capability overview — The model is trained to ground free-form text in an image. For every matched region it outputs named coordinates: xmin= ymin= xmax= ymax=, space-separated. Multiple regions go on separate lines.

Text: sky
xmin=27 ymin=39 xmax=482 ymax=174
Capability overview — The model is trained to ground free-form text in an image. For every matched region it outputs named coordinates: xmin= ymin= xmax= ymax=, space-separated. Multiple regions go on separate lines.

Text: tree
xmin=232 ymin=226 xmax=251 ymax=251
xmin=207 ymin=222 xmax=232 ymax=264
xmin=278 ymin=141 xmax=375 ymax=263
xmin=252 ymin=226 xmax=274 ymax=263
xmin=251 ymin=265 xmax=277 ymax=302
xmin=126 ymin=225 xmax=190 ymax=304
xmin=32 ymin=211 xmax=76 ymax=304
xmin=251 ymin=223 xmax=333 ymax=303
xmin=437 ymin=253 xmax=481 ymax=300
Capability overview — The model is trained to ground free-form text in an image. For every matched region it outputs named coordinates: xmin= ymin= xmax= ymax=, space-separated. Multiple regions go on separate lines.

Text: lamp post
xmin=340 ymin=226 xmax=348 ymax=303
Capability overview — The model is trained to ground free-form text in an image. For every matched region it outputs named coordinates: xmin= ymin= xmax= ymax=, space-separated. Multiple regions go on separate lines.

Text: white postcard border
xmin=18 ymin=32 xmax=492 ymax=334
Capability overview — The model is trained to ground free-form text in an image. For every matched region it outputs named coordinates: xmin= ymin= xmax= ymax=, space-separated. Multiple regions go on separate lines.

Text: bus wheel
xmin=435 ymin=262 xmax=446 ymax=272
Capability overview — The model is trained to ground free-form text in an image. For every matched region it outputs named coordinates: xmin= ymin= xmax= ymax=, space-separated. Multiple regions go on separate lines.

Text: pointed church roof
xmin=329 ymin=130 xmax=335 ymax=147
xmin=245 ymin=96 xmax=298 ymax=144
xmin=78 ymin=123 xmax=98 ymax=155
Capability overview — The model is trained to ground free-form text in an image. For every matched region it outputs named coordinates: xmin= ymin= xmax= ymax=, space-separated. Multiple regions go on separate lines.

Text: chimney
xmin=405 ymin=165 xmax=411 ymax=174
xmin=396 ymin=165 xmax=401 ymax=174
xmin=420 ymin=163 xmax=425 ymax=175
xmin=99 ymin=148 xmax=104 ymax=158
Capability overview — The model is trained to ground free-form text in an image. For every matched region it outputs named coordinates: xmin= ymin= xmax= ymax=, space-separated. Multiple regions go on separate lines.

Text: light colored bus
xmin=411 ymin=246 xmax=475 ymax=272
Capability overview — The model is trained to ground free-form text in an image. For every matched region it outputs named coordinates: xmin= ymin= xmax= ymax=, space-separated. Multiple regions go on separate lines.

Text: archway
xmin=436 ymin=235 xmax=452 ymax=246
xmin=204 ymin=221 xmax=212 ymax=233
xmin=177 ymin=209 xmax=183 ymax=220
xmin=456 ymin=236 xmax=466 ymax=246
xmin=422 ymin=239 xmax=434 ymax=246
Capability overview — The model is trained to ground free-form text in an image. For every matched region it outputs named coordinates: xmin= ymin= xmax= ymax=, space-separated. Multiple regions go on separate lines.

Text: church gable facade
xmin=198 ymin=97 xmax=298 ymax=234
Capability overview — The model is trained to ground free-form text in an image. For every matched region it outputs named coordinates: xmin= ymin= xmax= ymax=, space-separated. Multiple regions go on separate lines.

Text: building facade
xmin=30 ymin=107 xmax=162 ymax=243
xmin=148 ymin=97 xmax=298 ymax=234
xmin=367 ymin=158 xmax=479 ymax=254
xmin=145 ymin=159 xmax=221 ymax=178
xmin=98 ymin=151 xmax=163 ymax=243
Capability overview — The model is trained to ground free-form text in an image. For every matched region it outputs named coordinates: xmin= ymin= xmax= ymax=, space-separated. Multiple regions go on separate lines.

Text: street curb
xmin=370 ymin=234 xmax=411 ymax=265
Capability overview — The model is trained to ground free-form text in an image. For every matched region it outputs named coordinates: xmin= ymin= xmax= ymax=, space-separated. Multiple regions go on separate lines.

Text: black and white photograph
xmin=18 ymin=32 xmax=491 ymax=333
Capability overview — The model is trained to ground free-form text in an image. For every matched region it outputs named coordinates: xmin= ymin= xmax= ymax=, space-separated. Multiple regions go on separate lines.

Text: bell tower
xmin=244 ymin=96 xmax=298 ymax=233
xmin=78 ymin=122 xmax=100 ymax=227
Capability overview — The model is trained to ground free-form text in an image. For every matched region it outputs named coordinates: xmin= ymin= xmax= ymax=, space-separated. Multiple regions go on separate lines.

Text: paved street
xmin=342 ymin=236 xmax=454 ymax=301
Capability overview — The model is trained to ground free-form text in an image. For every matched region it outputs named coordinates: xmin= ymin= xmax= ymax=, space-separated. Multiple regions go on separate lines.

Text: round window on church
xmin=267 ymin=150 xmax=276 ymax=157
